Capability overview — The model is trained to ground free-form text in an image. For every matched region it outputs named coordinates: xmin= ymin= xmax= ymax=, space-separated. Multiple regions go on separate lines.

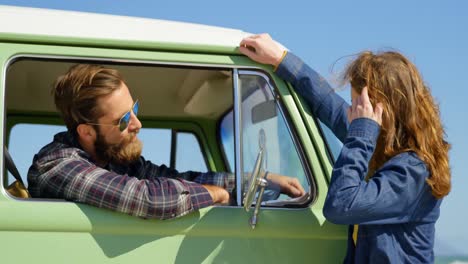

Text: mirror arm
xmin=249 ymin=178 xmax=268 ymax=229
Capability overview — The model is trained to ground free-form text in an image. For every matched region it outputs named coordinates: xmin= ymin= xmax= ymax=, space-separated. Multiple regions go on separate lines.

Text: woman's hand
xmin=239 ymin=33 xmax=285 ymax=67
xmin=348 ymin=87 xmax=383 ymax=125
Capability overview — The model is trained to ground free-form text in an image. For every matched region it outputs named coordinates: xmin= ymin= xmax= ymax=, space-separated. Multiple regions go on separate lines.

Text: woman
xmin=240 ymin=34 xmax=450 ymax=263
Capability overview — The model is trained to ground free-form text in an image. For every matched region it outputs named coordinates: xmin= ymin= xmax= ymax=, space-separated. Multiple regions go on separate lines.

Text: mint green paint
xmin=0 ymin=32 xmax=241 ymax=55
xmin=196 ymin=118 xmax=229 ymax=172
xmin=267 ymin=72 xmax=332 ymax=200
xmin=287 ymin=84 xmax=335 ymax=182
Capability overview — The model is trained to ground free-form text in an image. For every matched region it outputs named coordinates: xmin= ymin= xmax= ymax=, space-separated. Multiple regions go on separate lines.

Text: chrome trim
xmin=233 ymin=69 xmax=243 ymax=206
xmin=249 ymin=177 xmax=268 ymax=229
xmin=0 ymin=53 xmax=7 ymax=196
xmin=238 ymin=70 xmax=277 ymax=95
xmin=243 ymin=149 xmax=264 ymax=212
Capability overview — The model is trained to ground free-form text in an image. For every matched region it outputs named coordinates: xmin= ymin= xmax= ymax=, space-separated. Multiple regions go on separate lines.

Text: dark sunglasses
xmin=87 ymin=100 xmax=139 ymax=132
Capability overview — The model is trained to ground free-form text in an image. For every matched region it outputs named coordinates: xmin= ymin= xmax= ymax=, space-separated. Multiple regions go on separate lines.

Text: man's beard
xmin=94 ymin=130 xmax=143 ymax=165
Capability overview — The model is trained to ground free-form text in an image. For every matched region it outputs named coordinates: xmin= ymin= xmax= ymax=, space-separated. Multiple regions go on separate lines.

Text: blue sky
xmin=1 ymin=0 xmax=467 ymax=256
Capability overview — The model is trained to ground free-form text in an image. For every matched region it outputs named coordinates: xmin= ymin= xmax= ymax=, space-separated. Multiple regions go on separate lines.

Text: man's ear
xmin=76 ymin=124 xmax=96 ymax=142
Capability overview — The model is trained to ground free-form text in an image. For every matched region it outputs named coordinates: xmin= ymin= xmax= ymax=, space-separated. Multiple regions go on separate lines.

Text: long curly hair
xmin=343 ymin=51 xmax=451 ymax=199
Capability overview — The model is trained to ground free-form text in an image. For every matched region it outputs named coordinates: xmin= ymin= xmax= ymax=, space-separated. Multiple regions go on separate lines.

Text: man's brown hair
xmin=52 ymin=64 xmax=124 ymax=133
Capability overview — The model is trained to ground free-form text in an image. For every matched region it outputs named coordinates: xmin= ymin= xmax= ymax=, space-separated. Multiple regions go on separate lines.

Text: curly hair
xmin=343 ymin=51 xmax=451 ymax=199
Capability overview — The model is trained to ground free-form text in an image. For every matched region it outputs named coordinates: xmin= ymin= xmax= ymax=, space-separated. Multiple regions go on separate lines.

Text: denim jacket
xmin=276 ymin=52 xmax=442 ymax=263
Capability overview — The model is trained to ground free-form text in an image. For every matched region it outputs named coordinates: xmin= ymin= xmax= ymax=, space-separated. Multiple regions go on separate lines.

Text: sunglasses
xmin=87 ymin=100 xmax=139 ymax=132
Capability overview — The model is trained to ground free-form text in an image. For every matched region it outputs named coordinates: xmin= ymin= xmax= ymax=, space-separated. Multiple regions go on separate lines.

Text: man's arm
xmin=29 ymin=154 xmax=225 ymax=220
xmin=266 ymin=173 xmax=305 ymax=197
xmin=136 ymin=158 xmax=304 ymax=199
xmin=135 ymin=157 xmax=235 ymax=192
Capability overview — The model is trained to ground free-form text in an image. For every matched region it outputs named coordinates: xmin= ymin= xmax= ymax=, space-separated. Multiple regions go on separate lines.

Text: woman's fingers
xmin=239 ymin=45 xmax=256 ymax=58
xmin=352 ymin=94 xmax=358 ymax=113
xmin=239 ymin=37 xmax=257 ymax=50
xmin=374 ymin=102 xmax=384 ymax=125
xmin=359 ymin=87 xmax=370 ymax=113
xmin=361 ymin=87 xmax=370 ymax=106
xmin=239 ymin=33 xmax=285 ymax=66
xmin=349 ymin=87 xmax=383 ymax=126
xmin=239 ymin=37 xmax=259 ymax=59
xmin=356 ymin=87 xmax=370 ymax=116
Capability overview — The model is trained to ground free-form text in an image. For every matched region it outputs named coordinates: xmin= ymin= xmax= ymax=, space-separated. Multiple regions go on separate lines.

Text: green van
xmin=0 ymin=5 xmax=347 ymax=263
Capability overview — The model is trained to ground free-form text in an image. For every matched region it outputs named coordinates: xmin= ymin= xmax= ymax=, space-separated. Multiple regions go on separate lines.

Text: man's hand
xmin=239 ymin=33 xmax=285 ymax=67
xmin=348 ymin=86 xmax=383 ymax=125
xmin=266 ymin=173 xmax=305 ymax=198
xmin=202 ymin=184 xmax=230 ymax=204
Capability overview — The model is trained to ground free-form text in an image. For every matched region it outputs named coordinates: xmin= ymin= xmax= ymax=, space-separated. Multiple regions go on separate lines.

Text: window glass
xmin=137 ymin=128 xmax=171 ymax=166
xmin=7 ymin=124 xmax=65 ymax=187
xmin=219 ymin=73 xmax=311 ymax=205
xmin=175 ymin=132 xmax=207 ymax=172
xmin=240 ymin=74 xmax=309 ymax=202
xmin=6 ymin=125 xmax=206 ymax=187
xmin=220 ymin=111 xmax=234 ymax=172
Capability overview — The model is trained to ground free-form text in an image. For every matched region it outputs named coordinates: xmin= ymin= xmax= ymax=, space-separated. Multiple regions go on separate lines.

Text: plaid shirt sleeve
xmin=135 ymin=157 xmax=235 ymax=193
xmin=28 ymin=146 xmax=232 ymax=220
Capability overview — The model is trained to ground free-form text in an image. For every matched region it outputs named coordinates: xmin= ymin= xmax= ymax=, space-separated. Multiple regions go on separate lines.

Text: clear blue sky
xmin=1 ymin=0 xmax=466 ymax=256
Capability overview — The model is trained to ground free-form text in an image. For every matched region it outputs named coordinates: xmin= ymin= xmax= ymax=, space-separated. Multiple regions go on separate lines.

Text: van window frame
xmin=1 ymin=53 xmax=239 ymax=204
xmin=2 ymin=53 xmax=317 ymax=210
xmin=228 ymin=69 xmax=317 ymax=207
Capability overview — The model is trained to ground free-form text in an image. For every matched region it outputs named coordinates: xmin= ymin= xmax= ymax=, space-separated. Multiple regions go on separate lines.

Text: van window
xmin=6 ymin=124 xmax=207 ymax=188
xmin=175 ymin=132 xmax=207 ymax=172
xmin=220 ymin=72 xmax=312 ymax=206
xmin=7 ymin=124 xmax=64 ymax=187
xmin=4 ymin=58 xmax=231 ymax=198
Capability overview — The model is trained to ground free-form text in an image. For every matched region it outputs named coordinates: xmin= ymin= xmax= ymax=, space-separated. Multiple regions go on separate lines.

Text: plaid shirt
xmin=28 ymin=131 xmax=235 ymax=220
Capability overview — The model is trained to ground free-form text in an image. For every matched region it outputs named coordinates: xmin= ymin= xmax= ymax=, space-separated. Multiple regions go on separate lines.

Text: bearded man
xmin=27 ymin=64 xmax=304 ymax=220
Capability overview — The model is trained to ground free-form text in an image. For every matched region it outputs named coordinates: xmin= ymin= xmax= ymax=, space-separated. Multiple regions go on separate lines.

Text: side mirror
xmin=243 ymin=129 xmax=268 ymax=229
xmin=243 ymin=149 xmax=265 ymax=212
xmin=251 ymin=100 xmax=277 ymax=124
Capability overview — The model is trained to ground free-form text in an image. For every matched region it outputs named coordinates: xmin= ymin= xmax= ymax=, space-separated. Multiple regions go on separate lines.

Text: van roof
xmin=0 ymin=5 xmax=251 ymax=53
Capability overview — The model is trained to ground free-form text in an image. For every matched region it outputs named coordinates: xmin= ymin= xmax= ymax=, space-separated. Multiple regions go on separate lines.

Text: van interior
xmin=3 ymin=57 xmax=234 ymax=195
